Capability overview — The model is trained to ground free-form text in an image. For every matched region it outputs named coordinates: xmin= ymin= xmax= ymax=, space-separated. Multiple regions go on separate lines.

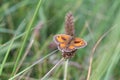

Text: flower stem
xmin=64 ymin=59 xmax=69 ymax=80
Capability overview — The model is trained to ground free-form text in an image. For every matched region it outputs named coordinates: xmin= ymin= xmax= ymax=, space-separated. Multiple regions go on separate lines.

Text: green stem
xmin=64 ymin=59 xmax=69 ymax=80
xmin=0 ymin=36 xmax=15 ymax=75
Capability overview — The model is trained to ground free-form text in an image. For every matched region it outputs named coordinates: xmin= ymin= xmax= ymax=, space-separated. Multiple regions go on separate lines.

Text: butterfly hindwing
xmin=65 ymin=45 xmax=76 ymax=52
xmin=58 ymin=43 xmax=76 ymax=52
xmin=58 ymin=42 xmax=67 ymax=52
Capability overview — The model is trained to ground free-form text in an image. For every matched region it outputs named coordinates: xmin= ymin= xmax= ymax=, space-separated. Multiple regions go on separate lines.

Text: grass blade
xmin=11 ymin=0 xmax=43 ymax=76
xmin=0 ymin=36 xmax=15 ymax=75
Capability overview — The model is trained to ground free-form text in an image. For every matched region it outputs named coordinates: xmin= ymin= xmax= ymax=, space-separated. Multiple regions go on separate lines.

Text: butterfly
xmin=53 ymin=34 xmax=87 ymax=53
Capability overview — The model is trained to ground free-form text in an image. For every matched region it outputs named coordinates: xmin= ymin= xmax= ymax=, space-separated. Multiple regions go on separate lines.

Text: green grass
xmin=0 ymin=0 xmax=120 ymax=80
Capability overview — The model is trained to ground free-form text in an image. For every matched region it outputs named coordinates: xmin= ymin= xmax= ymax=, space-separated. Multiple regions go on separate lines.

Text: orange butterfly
xmin=53 ymin=34 xmax=87 ymax=53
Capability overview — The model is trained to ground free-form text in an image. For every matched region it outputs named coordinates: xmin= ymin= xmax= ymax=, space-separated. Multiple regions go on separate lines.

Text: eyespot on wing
xmin=53 ymin=34 xmax=71 ymax=44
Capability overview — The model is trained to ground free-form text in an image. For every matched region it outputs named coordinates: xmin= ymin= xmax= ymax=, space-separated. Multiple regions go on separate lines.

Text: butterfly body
xmin=54 ymin=34 xmax=87 ymax=53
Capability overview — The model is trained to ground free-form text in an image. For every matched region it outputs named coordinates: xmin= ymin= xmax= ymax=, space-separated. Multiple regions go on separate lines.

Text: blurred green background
xmin=0 ymin=0 xmax=120 ymax=80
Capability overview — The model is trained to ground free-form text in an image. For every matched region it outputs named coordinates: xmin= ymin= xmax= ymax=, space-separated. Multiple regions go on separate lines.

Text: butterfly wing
xmin=53 ymin=34 xmax=71 ymax=44
xmin=58 ymin=42 xmax=67 ymax=52
xmin=53 ymin=34 xmax=72 ymax=52
xmin=72 ymin=38 xmax=87 ymax=49
xmin=63 ymin=38 xmax=87 ymax=52
xmin=64 ymin=44 xmax=76 ymax=52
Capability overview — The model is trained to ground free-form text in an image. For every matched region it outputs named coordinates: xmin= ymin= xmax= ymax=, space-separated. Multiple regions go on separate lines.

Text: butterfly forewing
xmin=54 ymin=34 xmax=71 ymax=44
xmin=72 ymin=38 xmax=87 ymax=49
